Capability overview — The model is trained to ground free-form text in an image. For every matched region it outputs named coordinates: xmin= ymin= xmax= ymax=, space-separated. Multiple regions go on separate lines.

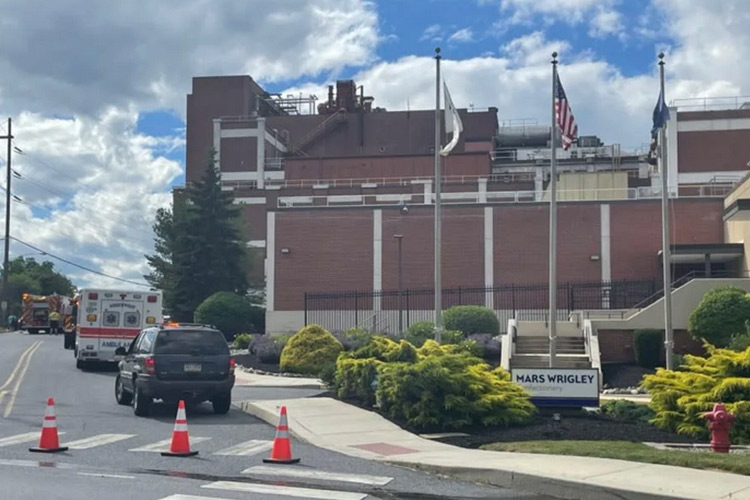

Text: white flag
xmin=440 ymin=82 xmax=463 ymax=157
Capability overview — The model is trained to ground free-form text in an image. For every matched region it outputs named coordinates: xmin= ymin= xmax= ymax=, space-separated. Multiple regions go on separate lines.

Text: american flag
xmin=555 ymin=73 xmax=578 ymax=150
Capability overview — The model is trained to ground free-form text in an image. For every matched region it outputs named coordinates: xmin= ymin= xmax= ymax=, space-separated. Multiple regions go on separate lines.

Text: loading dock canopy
xmin=657 ymin=243 xmax=744 ymax=264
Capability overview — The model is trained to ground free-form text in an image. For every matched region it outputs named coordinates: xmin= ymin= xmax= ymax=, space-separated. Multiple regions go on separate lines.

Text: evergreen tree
xmin=145 ymin=149 xmax=247 ymax=320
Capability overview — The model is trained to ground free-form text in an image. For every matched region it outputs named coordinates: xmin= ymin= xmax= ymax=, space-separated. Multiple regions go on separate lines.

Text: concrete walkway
xmin=238 ymin=397 xmax=750 ymax=500
xmin=234 ymin=369 xmax=324 ymax=388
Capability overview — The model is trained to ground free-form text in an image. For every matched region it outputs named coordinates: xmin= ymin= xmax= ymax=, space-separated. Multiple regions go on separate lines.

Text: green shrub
xmin=601 ymin=399 xmax=655 ymax=424
xmin=688 ymin=286 xmax=750 ymax=347
xmin=348 ymin=335 xmax=418 ymax=363
xmin=634 ymin=329 xmax=663 ymax=368
xmin=405 ymin=321 xmax=437 ymax=347
xmin=642 ymin=345 xmax=750 ymax=443
xmin=335 ymin=327 xmax=375 ymax=351
xmin=280 ymin=325 xmax=343 ymax=375
xmin=318 ymin=361 xmax=338 ymax=388
xmin=443 ymin=306 xmax=500 ymax=335
xmin=193 ymin=291 xmax=258 ymax=340
xmin=335 ymin=357 xmax=383 ymax=406
xmin=232 ymin=333 xmax=254 ymax=350
xmin=730 ymin=323 xmax=750 ymax=352
xmin=376 ymin=351 xmax=535 ymax=431
xmin=251 ymin=334 xmax=291 ymax=364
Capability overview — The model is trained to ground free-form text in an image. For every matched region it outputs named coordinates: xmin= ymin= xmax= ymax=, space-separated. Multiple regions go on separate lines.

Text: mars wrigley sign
xmin=512 ymin=368 xmax=600 ymax=407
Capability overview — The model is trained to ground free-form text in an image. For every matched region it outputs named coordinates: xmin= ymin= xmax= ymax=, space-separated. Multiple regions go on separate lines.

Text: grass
xmin=482 ymin=441 xmax=750 ymax=476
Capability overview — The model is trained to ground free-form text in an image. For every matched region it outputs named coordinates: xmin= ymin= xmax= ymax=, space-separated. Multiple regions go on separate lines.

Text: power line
xmin=10 ymin=236 xmax=151 ymax=288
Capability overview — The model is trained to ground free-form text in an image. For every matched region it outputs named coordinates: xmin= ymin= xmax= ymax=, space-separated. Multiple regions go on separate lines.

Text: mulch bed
xmin=233 ymin=352 xmax=283 ymax=373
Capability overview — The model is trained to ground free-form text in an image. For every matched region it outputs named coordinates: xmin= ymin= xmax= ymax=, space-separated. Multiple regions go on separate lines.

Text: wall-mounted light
xmin=281 ymin=248 xmax=291 ymax=254
xmin=590 ymin=255 xmax=600 ymax=261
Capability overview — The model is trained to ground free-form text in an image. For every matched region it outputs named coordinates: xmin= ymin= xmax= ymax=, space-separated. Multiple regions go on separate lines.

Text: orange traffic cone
xmin=29 ymin=398 xmax=68 ymax=453
xmin=263 ymin=405 xmax=300 ymax=464
xmin=161 ymin=400 xmax=198 ymax=457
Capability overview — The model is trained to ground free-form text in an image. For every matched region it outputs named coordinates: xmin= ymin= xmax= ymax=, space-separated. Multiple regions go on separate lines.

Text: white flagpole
xmin=549 ymin=52 xmax=558 ymax=368
xmin=659 ymin=52 xmax=674 ymax=370
xmin=434 ymin=47 xmax=443 ymax=343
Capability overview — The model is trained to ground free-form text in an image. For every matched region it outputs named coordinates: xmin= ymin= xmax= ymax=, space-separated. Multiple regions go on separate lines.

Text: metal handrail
xmin=265 ymin=172 xmax=535 ymax=189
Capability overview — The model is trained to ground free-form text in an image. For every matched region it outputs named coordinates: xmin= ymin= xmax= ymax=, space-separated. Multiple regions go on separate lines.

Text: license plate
xmin=184 ymin=363 xmax=202 ymax=372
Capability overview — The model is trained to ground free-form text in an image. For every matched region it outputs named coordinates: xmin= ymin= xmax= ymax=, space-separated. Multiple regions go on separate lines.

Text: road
xmin=0 ymin=331 xmax=554 ymax=500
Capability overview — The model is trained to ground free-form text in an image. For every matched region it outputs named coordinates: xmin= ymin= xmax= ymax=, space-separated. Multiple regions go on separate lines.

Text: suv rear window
xmin=154 ymin=330 xmax=229 ymax=355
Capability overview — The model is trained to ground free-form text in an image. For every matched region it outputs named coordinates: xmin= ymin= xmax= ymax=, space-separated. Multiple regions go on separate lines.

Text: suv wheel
xmin=133 ymin=382 xmax=151 ymax=417
xmin=115 ymin=375 xmax=133 ymax=406
xmin=212 ymin=393 xmax=231 ymax=415
xmin=76 ymin=359 xmax=84 ymax=370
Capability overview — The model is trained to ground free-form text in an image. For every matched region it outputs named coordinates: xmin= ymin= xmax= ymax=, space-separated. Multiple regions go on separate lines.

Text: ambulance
xmin=75 ymin=289 xmax=163 ymax=369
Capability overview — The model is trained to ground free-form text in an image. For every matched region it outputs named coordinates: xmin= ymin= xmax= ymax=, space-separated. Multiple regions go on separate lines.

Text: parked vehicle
xmin=21 ymin=293 xmax=65 ymax=335
xmin=114 ymin=323 xmax=235 ymax=416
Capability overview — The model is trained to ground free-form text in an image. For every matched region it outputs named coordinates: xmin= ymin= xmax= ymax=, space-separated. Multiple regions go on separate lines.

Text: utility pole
xmin=0 ymin=118 xmax=12 ymax=326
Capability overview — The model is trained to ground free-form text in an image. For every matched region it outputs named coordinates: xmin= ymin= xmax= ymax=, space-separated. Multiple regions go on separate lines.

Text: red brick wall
xmin=610 ymin=199 xmax=724 ymax=280
xmin=381 ymin=208 xmax=433 ymax=291
xmin=678 ymin=130 xmax=750 ymax=173
xmin=284 ymin=153 xmax=490 ymax=181
xmin=598 ymin=329 xmax=705 ymax=364
xmin=274 ymin=210 xmax=373 ymax=310
xmin=220 ymin=137 xmax=257 ymax=173
xmin=241 ymin=205 xmax=266 ymax=241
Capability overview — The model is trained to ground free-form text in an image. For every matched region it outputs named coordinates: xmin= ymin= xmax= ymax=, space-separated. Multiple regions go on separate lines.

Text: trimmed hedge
xmin=688 ymin=286 xmax=750 ymax=347
xmin=634 ymin=329 xmax=663 ymax=368
xmin=443 ymin=306 xmax=500 ymax=335
xmin=280 ymin=325 xmax=343 ymax=375
xmin=193 ymin=291 xmax=258 ymax=340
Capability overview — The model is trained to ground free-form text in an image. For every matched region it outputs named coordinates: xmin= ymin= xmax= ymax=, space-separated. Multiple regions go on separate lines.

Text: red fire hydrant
xmin=703 ymin=403 xmax=736 ymax=453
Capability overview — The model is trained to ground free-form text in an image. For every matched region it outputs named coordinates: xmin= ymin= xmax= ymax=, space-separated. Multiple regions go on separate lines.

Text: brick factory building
xmin=183 ymin=76 xmax=750 ymax=361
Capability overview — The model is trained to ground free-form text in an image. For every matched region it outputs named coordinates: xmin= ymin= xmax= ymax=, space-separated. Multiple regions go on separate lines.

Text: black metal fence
xmin=304 ymin=278 xmax=659 ymax=334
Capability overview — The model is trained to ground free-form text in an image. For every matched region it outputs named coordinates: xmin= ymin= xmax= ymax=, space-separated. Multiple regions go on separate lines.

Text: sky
xmin=0 ymin=0 xmax=748 ymax=290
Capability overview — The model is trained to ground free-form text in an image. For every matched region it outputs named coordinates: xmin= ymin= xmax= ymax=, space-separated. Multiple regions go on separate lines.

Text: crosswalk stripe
xmin=156 ymin=496 xmax=223 ymax=500
xmin=213 ymin=439 xmax=272 ymax=456
xmin=66 ymin=434 xmax=137 ymax=450
xmin=129 ymin=437 xmax=210 ymax=452
xmin=242 ymin=465 xmax=393 ymax=486
xmin=202 ymin=480 xmax=368 ymax=500
xmin=0 ymin=432 xmax=65 ymax=447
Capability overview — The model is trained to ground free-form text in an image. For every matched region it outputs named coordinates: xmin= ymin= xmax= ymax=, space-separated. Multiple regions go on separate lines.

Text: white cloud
xmin=589 ymin=7 xmax=624 ymax=38
xmin=421 ymin=24 xmax=443 ymax=42
xmin=502 ymin=31 xmax=571 ymax=66
xmin=494 ymin=0 xmax=624 ymax=37
xmin=448 ymin=28 xmax=474 ymax=43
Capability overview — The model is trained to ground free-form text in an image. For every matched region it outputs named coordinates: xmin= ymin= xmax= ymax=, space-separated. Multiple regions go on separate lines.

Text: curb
xmin=236 ymin=383 xmax=326 ymax=390
xmin=237 ymin=400 xmax=717 ymax=500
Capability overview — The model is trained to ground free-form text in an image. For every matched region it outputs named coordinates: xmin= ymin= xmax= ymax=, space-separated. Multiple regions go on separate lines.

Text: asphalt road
xmin=0 ymin=331 xmax=555 ymax=500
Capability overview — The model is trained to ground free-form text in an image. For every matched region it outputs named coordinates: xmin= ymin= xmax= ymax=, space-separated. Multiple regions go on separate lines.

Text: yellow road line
xmin=3 ymin=341 xmax=42 ymax=417
xmin=0 ymin=341 xmax=42 ymax=417
xmin=0 ymin=341 xmax=41 ymax=392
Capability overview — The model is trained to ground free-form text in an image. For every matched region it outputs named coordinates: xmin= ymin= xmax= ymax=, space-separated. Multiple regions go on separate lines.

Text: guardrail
xmin=265 ymin=172 xmax=535 ymax=190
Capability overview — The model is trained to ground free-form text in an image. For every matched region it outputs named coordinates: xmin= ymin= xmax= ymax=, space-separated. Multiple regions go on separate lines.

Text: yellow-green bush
xmin=279 ymin=324 xmax=343 ymax=375
xmin=376 ymin=349 xmax=535 ymax=431
xmin=334 ymin=336 xmax=535 ymax=432
xmin=642 ymin=345 xmax=750 ymax=442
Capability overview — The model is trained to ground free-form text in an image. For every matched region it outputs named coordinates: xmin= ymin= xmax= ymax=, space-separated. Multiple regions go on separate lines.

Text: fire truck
xmin=21 ymin=293 xmax=66 ymax=335
xmin=74 ymin=289 xmax=163 ymax=369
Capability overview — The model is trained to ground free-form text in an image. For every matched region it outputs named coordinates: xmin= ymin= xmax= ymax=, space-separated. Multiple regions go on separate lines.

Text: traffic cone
xmin=263 ymin=405 xmax=300 ymax=464
xmin=161 ymin=400 xmax=199 ymax=457
xmin=29 ymin=398 xmax=68 ymax=453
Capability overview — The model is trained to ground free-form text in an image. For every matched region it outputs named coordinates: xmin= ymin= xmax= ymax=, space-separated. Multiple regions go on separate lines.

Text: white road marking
xmin=242 ymin=465 xmax=394 ymax=486
xmin=213 ymin=439 xmax=272 ymax=456
xmin=157 ymin=495 xmax=225 ymax=500
xmin=77 ymin=472 xmax=135 ymax=480
xmin=0 ymin=431 xmax=66 ymax=447
xmin=128 ymin=436 xmax=210 ymax=452
xmin=66 ymin=434 xmax=136 ymax=450
xmin=202 ymin=480 xmax=368 ymax=500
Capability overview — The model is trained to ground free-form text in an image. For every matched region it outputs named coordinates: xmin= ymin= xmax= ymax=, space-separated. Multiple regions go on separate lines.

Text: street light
xmin=393 ymin=234 xmax=404 ymax=336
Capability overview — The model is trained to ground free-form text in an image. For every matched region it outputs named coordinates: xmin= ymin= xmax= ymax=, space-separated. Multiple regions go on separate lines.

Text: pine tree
xmin=145 ymin=149 xmax=248 ymax=320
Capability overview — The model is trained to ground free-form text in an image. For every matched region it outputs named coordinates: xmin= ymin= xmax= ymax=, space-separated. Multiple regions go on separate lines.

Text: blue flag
xmin=651 ymin=87 xmax=670 ymax=135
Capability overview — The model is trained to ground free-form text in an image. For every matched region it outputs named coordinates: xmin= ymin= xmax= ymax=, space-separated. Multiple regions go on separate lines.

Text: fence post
xmin=406 ymin=290 xmax=410 ymax=329
xmin=304 ymin=292 xmax=308 ymax=325
xmin=354 ymin=291 xmax=359 ymax=326
xmin=458 ymin=286 xmax=462 ymax=305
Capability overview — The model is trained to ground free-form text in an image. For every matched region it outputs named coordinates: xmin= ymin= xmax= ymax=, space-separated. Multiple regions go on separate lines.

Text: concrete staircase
xmin=511 ymin=336 xmax=590 ymax=369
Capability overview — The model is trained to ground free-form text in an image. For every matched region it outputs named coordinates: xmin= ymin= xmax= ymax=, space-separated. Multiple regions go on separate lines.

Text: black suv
xmin=114 ymin=323 xmax=235 ymax=416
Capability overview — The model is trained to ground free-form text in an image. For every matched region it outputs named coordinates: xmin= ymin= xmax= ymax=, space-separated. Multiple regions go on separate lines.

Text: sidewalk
xmin=237 ymin=397 xmax=750 ymax=500
xmin=234 ymin=369 xmax=324 ymax=389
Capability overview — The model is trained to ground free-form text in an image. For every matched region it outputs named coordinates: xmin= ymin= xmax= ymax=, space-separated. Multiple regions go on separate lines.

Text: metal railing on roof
xmin=263 ymin=172 xmax=535 ymax=190
xmin=671 ymin=96 xmax=750 ymax=111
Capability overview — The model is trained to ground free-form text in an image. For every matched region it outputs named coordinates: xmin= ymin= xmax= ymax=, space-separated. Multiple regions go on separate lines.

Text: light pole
xmin=394 ymin=234 xmax=404 ymax=336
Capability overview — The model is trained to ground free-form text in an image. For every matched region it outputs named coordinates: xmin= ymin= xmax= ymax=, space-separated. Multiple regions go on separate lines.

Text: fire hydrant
xmin=703 ymin=403 xmax=736 ymax=453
